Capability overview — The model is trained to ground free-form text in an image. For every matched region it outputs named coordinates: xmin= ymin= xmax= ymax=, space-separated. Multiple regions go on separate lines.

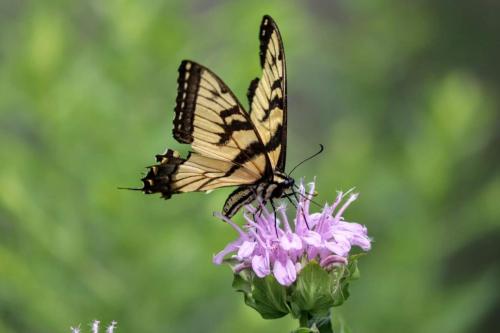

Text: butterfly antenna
xmin=117 ymin=186 xmax=143 ymax=191
xmin=288 ymin=144 xmax=324 ymax=176
xmin=293 ymin=185 xmax=323 ymax=208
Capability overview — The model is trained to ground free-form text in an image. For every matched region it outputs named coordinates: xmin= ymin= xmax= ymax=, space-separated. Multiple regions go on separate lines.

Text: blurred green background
xmin=1 ymin=0 xmax=499 ymax=332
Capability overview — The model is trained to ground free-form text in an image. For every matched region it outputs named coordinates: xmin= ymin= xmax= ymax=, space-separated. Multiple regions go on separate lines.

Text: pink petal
xmin=306 ymin=212 xmax=322 ymax=229
xmin=324 ymin=240 xmax=349 ymax=257
xmin=273 ymin=258 xmax=297 ymax=286
xmin=280 ymin=232 xmax=303 ymax=251
xmin=320 ymin=254 xmax=347 ymax=268
xmin=307 ymin=245 xmax=320 ymax=260
xmin=252 ymin=254 xmax=270 ymax=278
xmin=234 ymin=262 xmax=252 ymax=273
xmin=301 ymin=230 xmax=322 ymax=247
xmin=331 ymin=222 xmax=372 ymax=251
xmin=285 ymin=258 xmax=297 ymax=280
xmin=352 ymin=234 xmax=372 ymax=251
xmin=236 ymin=241 xmax=256 ymax=260
xmin=334 ymin=193 xmax=358 ymax=221
xmin=213 ymin=239 xmax=242 ymax=265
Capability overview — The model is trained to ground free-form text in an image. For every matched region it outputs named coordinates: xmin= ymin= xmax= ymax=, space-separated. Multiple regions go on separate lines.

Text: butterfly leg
xmin=291 ymin=188 xmax=311 ymax=229
xmin=282 ymin=191 xmax=311 ymax=229
xmin=253 ymin=205 xmax=263 ymax=221
xmin=285 ymin=195 xmax=297 ymax=209
xmin=269 ymin=199 xmax=279 ymax=237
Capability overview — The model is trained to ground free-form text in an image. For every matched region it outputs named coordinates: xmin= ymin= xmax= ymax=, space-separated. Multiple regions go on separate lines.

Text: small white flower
xmin=70 ymin=321 xmax=117 ymax=333
xmin=91 ymin=320 xmax=100 ymax=333
xmin=107 ymin=321 xmax=117 ymax=333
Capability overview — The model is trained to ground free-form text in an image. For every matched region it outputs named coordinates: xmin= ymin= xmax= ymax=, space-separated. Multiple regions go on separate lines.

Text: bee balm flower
xmin=213 ymin=181 xmax=371 ymax=286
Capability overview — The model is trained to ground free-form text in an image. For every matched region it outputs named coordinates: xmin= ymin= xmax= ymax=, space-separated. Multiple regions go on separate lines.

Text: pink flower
xmin=213 ymin=180 xmax=371 ymax=286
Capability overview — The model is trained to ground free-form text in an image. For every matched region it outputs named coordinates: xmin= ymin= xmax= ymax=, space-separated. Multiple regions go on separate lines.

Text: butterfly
xmin=140 ymin=15 xmax=297 ymax=218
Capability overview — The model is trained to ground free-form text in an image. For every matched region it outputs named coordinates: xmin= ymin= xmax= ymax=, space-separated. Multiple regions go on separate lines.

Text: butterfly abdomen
xmin=141 ymin=149 xmax=185 ymax=199
xmin=223 ymin=186 xmax=257 ymax=218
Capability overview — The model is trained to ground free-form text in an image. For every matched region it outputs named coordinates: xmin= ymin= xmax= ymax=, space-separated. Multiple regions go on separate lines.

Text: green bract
xmin=231 ymin=256 xmax=364 ymax=330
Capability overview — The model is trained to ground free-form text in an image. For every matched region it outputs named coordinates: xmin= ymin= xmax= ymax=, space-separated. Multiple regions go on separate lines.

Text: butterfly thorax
xmin=222 ymin=171 xmax=294 ymax=218
xmin=255 ymin=171 xmax=294 ymax=202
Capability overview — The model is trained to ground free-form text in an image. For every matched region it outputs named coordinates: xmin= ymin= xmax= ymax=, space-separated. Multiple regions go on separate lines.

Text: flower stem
xmin=299 ymin=313 xmax=310 ymax=328
xmin=298 ymin=311 xmax=333 ymax=333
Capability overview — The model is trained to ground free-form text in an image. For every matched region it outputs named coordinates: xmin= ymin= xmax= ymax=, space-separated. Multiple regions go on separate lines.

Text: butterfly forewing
xmin=247 ymin=15 xmax=287 ymax=172
xmin=142 ymin=60 xmax=273 ymax=198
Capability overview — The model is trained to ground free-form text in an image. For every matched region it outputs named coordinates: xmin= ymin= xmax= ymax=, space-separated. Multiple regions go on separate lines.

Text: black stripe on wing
xmin=247 ymin=77 xmax=260 ymax=106
xmin=173 ymin=60 xmax=201 ymax=144
xmin=259 ymin=15 xmax=283 ymax=67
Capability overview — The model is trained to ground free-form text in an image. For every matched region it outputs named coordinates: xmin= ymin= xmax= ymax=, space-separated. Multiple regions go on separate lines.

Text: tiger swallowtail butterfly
xmin=140 ymin=15 xmax=295 ymax=218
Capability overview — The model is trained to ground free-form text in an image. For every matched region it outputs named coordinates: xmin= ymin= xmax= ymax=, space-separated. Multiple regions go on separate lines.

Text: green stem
xmin=297 ymin=311 xmax=333 ymax=333
xmin=299 ymin=313 xmax=310 ymax=328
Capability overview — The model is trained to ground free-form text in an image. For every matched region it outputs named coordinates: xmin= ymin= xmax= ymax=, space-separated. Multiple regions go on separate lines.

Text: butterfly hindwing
xmin=248 ymin=15 xmax=287 ymax=172
xmin=142 ymin=61 xmax=273 ymax=198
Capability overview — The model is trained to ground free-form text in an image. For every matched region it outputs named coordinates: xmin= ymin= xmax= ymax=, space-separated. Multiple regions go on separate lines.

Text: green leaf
xmin=250 ymin=275 xmax=289 ymax=319
xmin=243 ymin=292 xmax=258 ymax=310
xmin=332 ymin=282 xmax=350 ymax=307
xmin=232 ymin=272 xmax=258 ymax=311
xmin=330 ymin=257 xmax=365 ymax=306
xmin=291 ymin=262 xmax=335 ymax=316
xmin=232 ymin=273 xmax=251 ymax=294
xmin=331 ymin=266 xmax=350 ymax=307
xmin=346 ymin=257 xmax=361 ymax=281
xmin=289 ymin=300 xmax=302 ymax=319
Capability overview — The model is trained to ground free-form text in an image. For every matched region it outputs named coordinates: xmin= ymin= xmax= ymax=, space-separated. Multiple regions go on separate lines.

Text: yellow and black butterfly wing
xmin=141 ymin=16 xmax=290 ymax=217
xmin=142 ymin=60 xmax=272 ymax=199
xmin=247 ymin=15 xmax=287 ymax=172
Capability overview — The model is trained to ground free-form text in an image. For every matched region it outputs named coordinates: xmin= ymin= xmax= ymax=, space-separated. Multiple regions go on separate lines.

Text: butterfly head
xmin=270 ymin=171 xmax=295 ymax=198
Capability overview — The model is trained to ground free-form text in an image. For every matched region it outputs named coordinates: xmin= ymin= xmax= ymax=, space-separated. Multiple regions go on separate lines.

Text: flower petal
xmin=234 ymin=262 xmax=252 ymax=273
xmin=236 ymin=241 xmax=256 ymax=260
xmin=352 ymin=233 xmax=372 ymax=251
xmin=324 ymin=240 xmax=349 ymax=257
xmin=213 ymin=239 xmax=242 ymax=265
xmin=320 ymin=254 xmax=347 ymax=268
xmin=301 ymin=230 xmax=322 ymax=247
xmin=213 ymin=179 xmax=372 ymax=285
xmin=252 ymin=254 xmax=271 ymax=278
xmin=280 ymin=232 xmax=303 ymax=251
xmin=273 ymin=258 xmax=297 ymax=286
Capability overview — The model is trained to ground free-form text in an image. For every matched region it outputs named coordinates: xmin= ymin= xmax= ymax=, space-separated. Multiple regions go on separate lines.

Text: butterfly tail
xmin=141 ymin=149 xmax=185 ymax=199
